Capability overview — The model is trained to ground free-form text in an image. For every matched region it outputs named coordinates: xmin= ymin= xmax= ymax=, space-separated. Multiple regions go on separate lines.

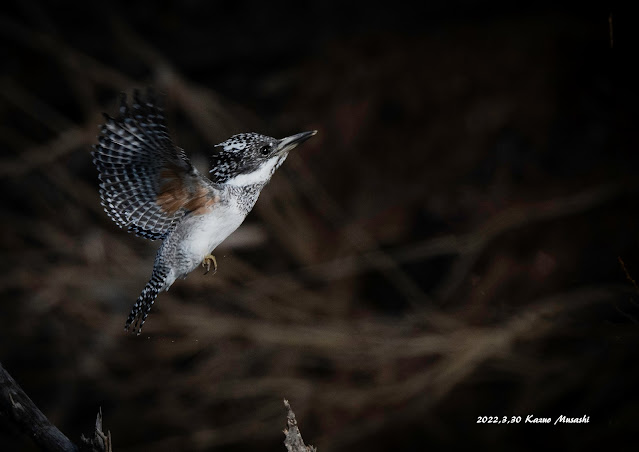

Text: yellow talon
xmin=202 ymin=254 xmax=217 ymax=275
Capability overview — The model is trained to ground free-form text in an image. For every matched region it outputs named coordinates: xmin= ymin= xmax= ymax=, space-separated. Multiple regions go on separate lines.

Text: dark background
xmin=1 ymin=1 xmax=638 ymax=451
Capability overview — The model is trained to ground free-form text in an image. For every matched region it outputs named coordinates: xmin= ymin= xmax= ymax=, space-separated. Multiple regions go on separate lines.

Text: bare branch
xmin=0 ymin=362 xmax=112 ymax=452
xmin=0 ymin=361 xmax=77 ymax=452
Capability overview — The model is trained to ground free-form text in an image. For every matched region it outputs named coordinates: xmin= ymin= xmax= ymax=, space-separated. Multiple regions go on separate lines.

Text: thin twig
xmin=609 ymin=13 xmax=614 ymax=49
xmin=618 ymin=256 xmax=639 ymax=295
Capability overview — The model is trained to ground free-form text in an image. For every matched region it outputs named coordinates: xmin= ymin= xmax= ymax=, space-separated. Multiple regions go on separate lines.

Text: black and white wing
xmin=92 ymin=90 xmax=219 ymax=240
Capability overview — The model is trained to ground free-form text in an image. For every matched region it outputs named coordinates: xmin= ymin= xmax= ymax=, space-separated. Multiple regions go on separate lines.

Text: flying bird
xmin=92 ymin=90 xmax=316 ymax=334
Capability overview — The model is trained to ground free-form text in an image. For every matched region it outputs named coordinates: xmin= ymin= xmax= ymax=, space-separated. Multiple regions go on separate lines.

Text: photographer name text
xmin=477 ymin=415 xmax=590 ymax=425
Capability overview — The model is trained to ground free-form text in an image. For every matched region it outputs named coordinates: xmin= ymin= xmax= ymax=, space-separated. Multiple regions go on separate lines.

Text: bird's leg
xmin=202 ymin=254 xmax=217 ymax=275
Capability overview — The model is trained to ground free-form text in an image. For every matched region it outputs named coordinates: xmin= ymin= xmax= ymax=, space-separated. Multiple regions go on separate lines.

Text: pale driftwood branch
xmin=283 ymin=399 xmax=315 ymax=452
xmin=0 ymin=361 xmax=111 ymax=452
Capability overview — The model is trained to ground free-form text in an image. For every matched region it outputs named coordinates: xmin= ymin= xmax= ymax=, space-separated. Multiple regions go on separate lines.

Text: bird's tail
xmin=125 ymin=268 xmax=169 ymax=335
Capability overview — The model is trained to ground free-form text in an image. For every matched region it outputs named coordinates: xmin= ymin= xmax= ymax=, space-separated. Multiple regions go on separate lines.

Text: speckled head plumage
xmin=209 ymin=131 xmax=317 ymax=186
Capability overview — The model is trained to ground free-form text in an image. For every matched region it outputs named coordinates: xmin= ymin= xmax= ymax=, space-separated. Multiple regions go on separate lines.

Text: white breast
xmin=181 ymin=203 xmax=247 ymax=266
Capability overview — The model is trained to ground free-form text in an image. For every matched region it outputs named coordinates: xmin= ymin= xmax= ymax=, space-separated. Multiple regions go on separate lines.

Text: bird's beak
xmin=276 ymin=130 xmax=317 ymax=155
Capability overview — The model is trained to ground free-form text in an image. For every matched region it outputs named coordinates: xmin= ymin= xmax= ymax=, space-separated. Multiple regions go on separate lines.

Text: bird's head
xmin=209 ymin=130 xmax=317 ymax=186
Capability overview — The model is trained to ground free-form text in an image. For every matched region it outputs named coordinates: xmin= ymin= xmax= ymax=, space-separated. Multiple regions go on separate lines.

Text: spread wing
xmin=92 ymin=90 xmax=219 ymax=240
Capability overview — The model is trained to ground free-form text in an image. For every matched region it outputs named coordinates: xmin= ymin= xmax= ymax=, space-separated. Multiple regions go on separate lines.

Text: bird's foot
xmin=202 ymin=254 xmax=217 ymax=275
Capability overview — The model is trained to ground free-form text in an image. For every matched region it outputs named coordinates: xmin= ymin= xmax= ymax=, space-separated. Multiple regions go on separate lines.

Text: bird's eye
xmin=260 ymin=145 xmax=270 ymax=156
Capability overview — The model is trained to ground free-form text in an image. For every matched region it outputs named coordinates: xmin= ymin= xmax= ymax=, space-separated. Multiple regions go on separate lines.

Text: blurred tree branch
xmin=0 ymin=361 xmax=78 ymax=451
xmin=0 ymin=361 xmax=111 ymax=452
xmin=238 ymin=183 xmax=624 ymax=306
